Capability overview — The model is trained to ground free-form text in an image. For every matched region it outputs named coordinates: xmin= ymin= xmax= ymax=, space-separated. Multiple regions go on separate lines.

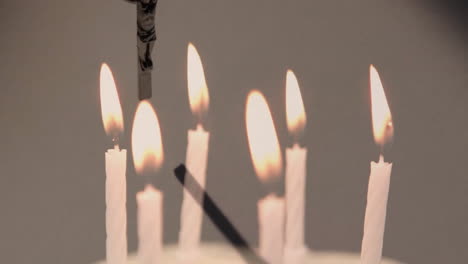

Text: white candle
xmin=361 ymin=156 xmax=392 ymax=264
xmin=100 ymin=63 xmax=127 ymax=264
xmin=284 ymin=70 xmax=308 ymax=261
xmin=131 ymin=100 xmax=165 ymax=264
xmin=137 ymin=185 xmax=163 ymax=264
xmin=179 ymin=43 xmax=210 ymax=257
xmin=105 ymin=147 xmax=127 ymax=264
xmin=179 ymin=124 xmax=209 ymax=256
xmin=285 ymin=144 xmax=307 ymax=253
xmin=258 ymin=195 xmax=285 ymax=264
xmin=245 ymin=91 xmax=284 ymax=264
xmin=361 ymin=65 xmax=394 ymax=264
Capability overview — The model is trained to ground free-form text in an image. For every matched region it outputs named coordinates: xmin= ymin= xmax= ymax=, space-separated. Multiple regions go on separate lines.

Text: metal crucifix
xmin=126 ymin=0 xmax=158 ymax=100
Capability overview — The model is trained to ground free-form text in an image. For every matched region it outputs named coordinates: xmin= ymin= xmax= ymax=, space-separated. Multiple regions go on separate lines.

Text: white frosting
xmin=93 ymin=243 xmax=403 ymax=264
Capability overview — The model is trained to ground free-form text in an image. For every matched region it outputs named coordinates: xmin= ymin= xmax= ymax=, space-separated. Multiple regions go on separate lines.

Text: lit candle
xmin=246 ymin=91 xmax=284 ymax=264
xmin=284 ymin=70 xmax=308 ymax=262
xmin=361 ymin=65 xmax=394 ymax=264
xmin=99 ymin=63 xmax=127 ymax=264
xmin=136 ymin=185 xmax=162 ymax=264
xmin=179 ymin=43 xmax=210 ymax=258
xmin=131 ymin=100 xmax=164 ymax=264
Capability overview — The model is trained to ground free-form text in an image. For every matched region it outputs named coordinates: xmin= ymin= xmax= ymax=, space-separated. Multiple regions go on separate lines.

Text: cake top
xmin=93 ymin=243 xmax=404 ymax=264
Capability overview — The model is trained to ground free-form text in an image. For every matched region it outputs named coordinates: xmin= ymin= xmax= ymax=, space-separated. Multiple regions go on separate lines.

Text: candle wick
xmin=196 ymin=123 xmax=204 ymax=131
xmin=197 ymin=113 xmax=202 ymax=127
xmin=379 ymin=154 xmax=384 ymax=163
xmin=112 ymin=136 xmax=120 ymax=150
xmin=144 ymin=175 xmax=152 ymax=186
xmin=378 ymin=142 xmax=387 ymax=163
xmin=144 ymin=183 xmax=153 ymax=191
xmin=195 ymin=108 xmax=207 ymax=129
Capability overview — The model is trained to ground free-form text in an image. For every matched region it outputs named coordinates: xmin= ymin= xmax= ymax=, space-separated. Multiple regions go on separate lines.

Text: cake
xmin=94 ymin=243 xmax=403 ymax=264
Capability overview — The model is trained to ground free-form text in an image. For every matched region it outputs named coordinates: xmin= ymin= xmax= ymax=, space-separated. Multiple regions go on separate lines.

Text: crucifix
xmin=125 ymin=0 xmax=158 ymax=100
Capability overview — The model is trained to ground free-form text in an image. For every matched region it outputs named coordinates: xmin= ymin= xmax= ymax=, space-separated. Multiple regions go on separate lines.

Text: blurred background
xmin=1 ymin=0 xmax=467 ymax=263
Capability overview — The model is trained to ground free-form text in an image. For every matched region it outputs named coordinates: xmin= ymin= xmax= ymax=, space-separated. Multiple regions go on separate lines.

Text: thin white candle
xmin=284 ymin=70 xmax=308 ymax=262
xmin=362 ymin=155 xmax=392 ymax=264
xmin=246 ymin=91 xmax=284 ymax=264
xmin=105 ymin=147 xmax=127 ymax=264
xmin=179 ymin=43 xmax=210 ymax=258
xmin=361 ymin=65 xmax=395 ymax=264
xmin=132 ymin=100 xmax=165 ymax=264
xmin=258 ymin=195 xmax=285 ymax=264
xmin=99 ymin=63 xmax=127 ymax=264
xmin=285 ymin=145 xmax=306 ymax=248
xmin=137 ymin=185 xmax=163 ymax=264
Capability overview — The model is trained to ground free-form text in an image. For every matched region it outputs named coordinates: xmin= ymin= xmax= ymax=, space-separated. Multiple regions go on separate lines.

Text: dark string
xmin=124 ymin=0 xmax=158 ymax=100
xmin=173 ymin=164 xmax=267 ymax=264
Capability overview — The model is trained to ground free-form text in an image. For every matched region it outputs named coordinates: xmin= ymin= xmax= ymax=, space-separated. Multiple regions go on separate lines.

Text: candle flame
xmin=100 ymin=63 xmax=124 ymax=137
xmin=286 ymin=70 xmax=306 ymax=137
xmin=187 ymin=43 xmax=210 ymax=117
xmin=370 ymin=65 xmax=393 ymax=146
xmin=246 ymin=91 xmax=282 ymax=182
xmin=131 ymin=100 xmax=164 ymax=175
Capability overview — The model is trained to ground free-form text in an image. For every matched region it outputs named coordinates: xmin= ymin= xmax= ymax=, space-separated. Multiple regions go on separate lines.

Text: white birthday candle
xmin=361 ymin=65 xmax=395 ymax=264
xmin=99 ymin=63 xmax=127 ymax=264
xmin=131 ymin=100 xmax=165 ymax=264
xmin=179 ymin=43 xmax=211 ymax=259
xmin=246 ymin=91 xmax=285 ymax=264
xmin=137 ymin=185 xmax=163 ymax=264
xmin=284 ymin=70 xmax=308 ymax=263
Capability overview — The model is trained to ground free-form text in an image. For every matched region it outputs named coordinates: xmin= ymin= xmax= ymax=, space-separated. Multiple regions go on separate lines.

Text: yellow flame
xmin=131 ymin=100 xmax=164 ymax=174
xmin=286 ymin=70 xmax=306 ymax=136
xmin=100 ymin=63 xmax=124 ymax=136
xmin=187 ymin=43 xmax=210 ymax=116
xmin=370 ymin=65 xmax=393 ymax=146
xmin=246 ymin=91 xmax=282 ymax=182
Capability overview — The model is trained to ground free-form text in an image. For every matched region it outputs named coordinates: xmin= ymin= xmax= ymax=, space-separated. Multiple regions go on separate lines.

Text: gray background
xmin=1 ymin=0 xmax=467 ymax=263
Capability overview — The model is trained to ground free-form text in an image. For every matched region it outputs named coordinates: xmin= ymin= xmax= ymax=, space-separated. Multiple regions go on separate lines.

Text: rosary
xmin=126 ymin=0 xmax=158 ymax=100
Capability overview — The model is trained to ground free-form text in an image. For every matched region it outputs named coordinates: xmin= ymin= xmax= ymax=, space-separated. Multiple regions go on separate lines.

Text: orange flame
xmin=131 ymin=100 xmax=164 ymax=175
xmin=286 ymin=70 xmax=306 ymax=137
xmin=100 ymin=63 xmax=124 ymax=136
xmin=246 ymin=91 xmax=282 ymax=182
xmin=370 ymin=65 xmax=393 ymax=146
xmin=187 ymin=43 xmax=209 ymax=117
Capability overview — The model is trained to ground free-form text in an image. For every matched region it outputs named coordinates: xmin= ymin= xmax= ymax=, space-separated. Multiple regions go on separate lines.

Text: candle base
xmin=94 ymin=243 xmax=404 ymax=264
xmin=284 ymin=246 xmax=308 ymax=264
xmin=176 ymin=248 xmax=201 ymax=264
